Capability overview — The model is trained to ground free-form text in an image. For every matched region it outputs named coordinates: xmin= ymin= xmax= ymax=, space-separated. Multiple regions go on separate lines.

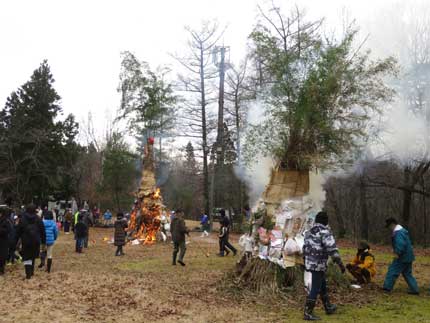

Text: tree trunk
xmin=234 ymin=86 xmax=243 ymax=215
xmin=402 ymin=168 xmax=412 ymax=229
xmin=326 ymin=185 xmax=346 ymax=238
xmin=114 ymin=189 xmax=121 ymax=211
xmin=216 ymin=46 xmax=226 ymax=166
xmin=421 ymin=177 xmax=427 ymax=247
xmin=200 ymin=46 xmax=210 ymax=218
xmin=402 ymin=190 xmax=412 ymax=230
xmin=359 ymin=177 xmax=369 ymax=241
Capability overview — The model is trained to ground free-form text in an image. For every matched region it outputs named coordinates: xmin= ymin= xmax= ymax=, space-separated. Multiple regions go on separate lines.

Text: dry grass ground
xmin=0 ymin=227 xmax=429 ymax=323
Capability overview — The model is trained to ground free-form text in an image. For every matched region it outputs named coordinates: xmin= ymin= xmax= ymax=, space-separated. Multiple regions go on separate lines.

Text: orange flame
xmin=154 ymin=188 xmax=160 ymax=199
xmin=128 ymin=187 xmax=162 ymax=244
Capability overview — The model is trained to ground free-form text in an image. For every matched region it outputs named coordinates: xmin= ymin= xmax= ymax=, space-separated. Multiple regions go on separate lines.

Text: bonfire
xmin=127 ymin=137 xmax=163 ymax=244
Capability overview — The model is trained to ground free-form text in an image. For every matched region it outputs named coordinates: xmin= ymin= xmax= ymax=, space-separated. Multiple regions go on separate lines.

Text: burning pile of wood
xmin=127 ymin=138 xmax=163 ymax=245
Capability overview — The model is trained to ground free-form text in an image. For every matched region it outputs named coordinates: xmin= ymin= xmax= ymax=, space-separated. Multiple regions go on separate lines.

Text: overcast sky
xmin=0 ymin=0 xmax=404 ymax=144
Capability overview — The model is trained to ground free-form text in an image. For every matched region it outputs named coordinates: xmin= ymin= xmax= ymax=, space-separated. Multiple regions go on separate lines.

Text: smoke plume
xmin=234 ymin=100 xmax=274 ymax=207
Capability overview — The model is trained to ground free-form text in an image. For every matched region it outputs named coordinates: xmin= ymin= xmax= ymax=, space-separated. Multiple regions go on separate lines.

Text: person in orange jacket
xmin=346 ymin=241 xmax=376 ymax=284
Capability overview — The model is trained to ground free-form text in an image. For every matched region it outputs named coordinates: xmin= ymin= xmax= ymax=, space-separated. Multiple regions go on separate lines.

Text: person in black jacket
xmin=7 ymin=213 xmax=18 ymax=264
xmin=80 ymin=210 xmax=92 ymax=248
xmin=0 ymin=207 xmax=11 ymax=275
xmin=74 ymin=214 xmax=87 ymax=253
xmin=170 ymin=209 xmax=189 ymax=266
xmin=15 ymin=204 xmax=46 ymax=279
xmin=218 ymin=210 xmax=237 ymax=257
xmin=114 ymin=212 xmax=128 ymax=256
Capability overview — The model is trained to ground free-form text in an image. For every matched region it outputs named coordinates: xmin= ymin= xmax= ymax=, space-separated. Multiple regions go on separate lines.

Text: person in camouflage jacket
xmin=302 ymin=211 xmax=345 ymax=321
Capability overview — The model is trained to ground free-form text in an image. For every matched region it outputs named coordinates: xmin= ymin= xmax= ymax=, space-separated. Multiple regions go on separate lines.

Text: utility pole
xmin=211 ymin=45 xmax=230 ymax=207
xmin=216 ymin=46 xmax=227 ymax=165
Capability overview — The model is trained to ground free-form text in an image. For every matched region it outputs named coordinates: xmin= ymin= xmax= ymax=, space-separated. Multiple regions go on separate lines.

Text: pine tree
xmin=0 ymin=60 xmax=79 ymax=204
xmin=99 ymin=132 xmax=138 ymax=210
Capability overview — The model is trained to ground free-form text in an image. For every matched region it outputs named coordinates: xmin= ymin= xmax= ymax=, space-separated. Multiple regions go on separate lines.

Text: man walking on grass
xmin=383 ymin=217 xmax=419 ymax=295
xmin=171 ymin=209 xmax=189 ymax=266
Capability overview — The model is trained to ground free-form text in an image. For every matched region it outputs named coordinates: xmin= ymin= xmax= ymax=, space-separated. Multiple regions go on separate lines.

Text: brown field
xmin=0 ymin=227 xmax=429 ymax=323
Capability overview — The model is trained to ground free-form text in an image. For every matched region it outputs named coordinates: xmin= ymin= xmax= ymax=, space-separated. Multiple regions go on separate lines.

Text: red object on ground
xmin=148 ymin=137 xmax=155 ymax=145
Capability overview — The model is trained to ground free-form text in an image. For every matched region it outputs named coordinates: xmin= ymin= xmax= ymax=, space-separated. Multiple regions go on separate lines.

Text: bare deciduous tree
xmin=172 ymin=21 xmax=224 ymax=215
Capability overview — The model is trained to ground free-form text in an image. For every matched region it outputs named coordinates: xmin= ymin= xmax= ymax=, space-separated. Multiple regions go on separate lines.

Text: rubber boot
xmin=38 ymin=262 xmax=44 ymax=269
xmin=172 ymin=252 xmax=177 ymax=265
xmin=47 ymin=259 xmax=52 ymax=273
xmin=304 ymin=298 xmax=320 ymax=321
xmin=31 ymin=260 xmax=35 ymax=277
xmin=38 ymin=253 xmax=46 ymax=269
xmin=25 ymin=265 xmax=32 ymax=279
xmin=321 ymin=294 xmax=337 ymax=314
xmin=178 ymin=260 xmax=186 ymax=266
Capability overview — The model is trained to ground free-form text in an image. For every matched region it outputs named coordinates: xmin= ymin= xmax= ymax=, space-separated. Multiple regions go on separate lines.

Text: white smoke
xmin=235 ymin=100 xmax=274 ymax=207
xmin=235 ymin=100 xmax=327 ymax=209
xmin=373 ymin=101 xmax=428 ymax=165
xmin=235 ymin=156 xmax=274 ymax=208
xmin=309 ymin=171 xmax=327 ymax=210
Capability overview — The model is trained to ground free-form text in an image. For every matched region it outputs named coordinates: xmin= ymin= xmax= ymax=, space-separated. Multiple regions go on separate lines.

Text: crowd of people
xmin=1 ymin=201 xmax=428 ymax=322
xmin=0 ymin=203 xmax=120 ymax=279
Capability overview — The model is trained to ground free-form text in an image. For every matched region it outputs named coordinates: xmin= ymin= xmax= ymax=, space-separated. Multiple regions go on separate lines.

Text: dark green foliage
xmin=244 ymin=6 xmax=397 ymax=170
xmin=117 ymin=51 xmax=176 ymax=141
xmin=211 ymin=124 xmax=249 ymax=217
xmin=99 ymin=132 xmax=138 ymax=211
xmin=0 ymin=60 xmax=79 ymax=204
xmin=161 ymin=142 xmax=204 ymax=219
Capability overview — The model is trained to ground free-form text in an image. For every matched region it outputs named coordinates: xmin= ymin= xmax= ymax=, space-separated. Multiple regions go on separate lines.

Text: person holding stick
xmin=171 ymin=209 xmax=189 ymax=266
xmin=302 ymin=211 xmax=345 ymax=321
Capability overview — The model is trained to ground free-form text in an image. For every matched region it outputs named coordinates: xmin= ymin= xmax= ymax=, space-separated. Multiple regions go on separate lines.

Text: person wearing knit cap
xmin=302 ymin=211 xmax=345 ymax=321
xmin=346 ymin=241 xmax=376 ymax=285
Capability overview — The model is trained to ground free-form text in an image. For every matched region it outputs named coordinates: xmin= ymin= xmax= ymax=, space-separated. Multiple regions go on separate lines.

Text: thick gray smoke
xmin=359 ymin=1 xmax=430 ymax=166
xmin=374 ymin=101 xmax=428 ymax=164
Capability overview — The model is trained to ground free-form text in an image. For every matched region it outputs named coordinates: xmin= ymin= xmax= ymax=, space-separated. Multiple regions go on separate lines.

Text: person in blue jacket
xmin=42 ymin=211 xmax=58 ymax=273
xmin=383 ymin=217 xmax=419 ymax=294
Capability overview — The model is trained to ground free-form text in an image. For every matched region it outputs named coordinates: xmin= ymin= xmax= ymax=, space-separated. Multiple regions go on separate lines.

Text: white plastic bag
xmin=294 ymin=236 xmax=304 ymax=254
xmin=239 ymin=233 xmax=254 ymax=252
xmin=258 ymin=244 xmax=268 ymax=258
xmin=304 ymin=270 xmax=312 ymax=294
xmin=284 ymin=238 xmax=300 ymax=255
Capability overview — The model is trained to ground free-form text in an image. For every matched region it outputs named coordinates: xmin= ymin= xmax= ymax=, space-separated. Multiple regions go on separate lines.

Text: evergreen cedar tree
xmin=244 ymin=7 xmax=397 ymax=171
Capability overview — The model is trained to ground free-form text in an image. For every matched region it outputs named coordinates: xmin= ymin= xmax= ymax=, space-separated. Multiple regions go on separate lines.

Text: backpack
xmin=23 ymin=220 xmax=40 ymax=246
xmin=6 ymin=218 xmax=15 ymax=242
